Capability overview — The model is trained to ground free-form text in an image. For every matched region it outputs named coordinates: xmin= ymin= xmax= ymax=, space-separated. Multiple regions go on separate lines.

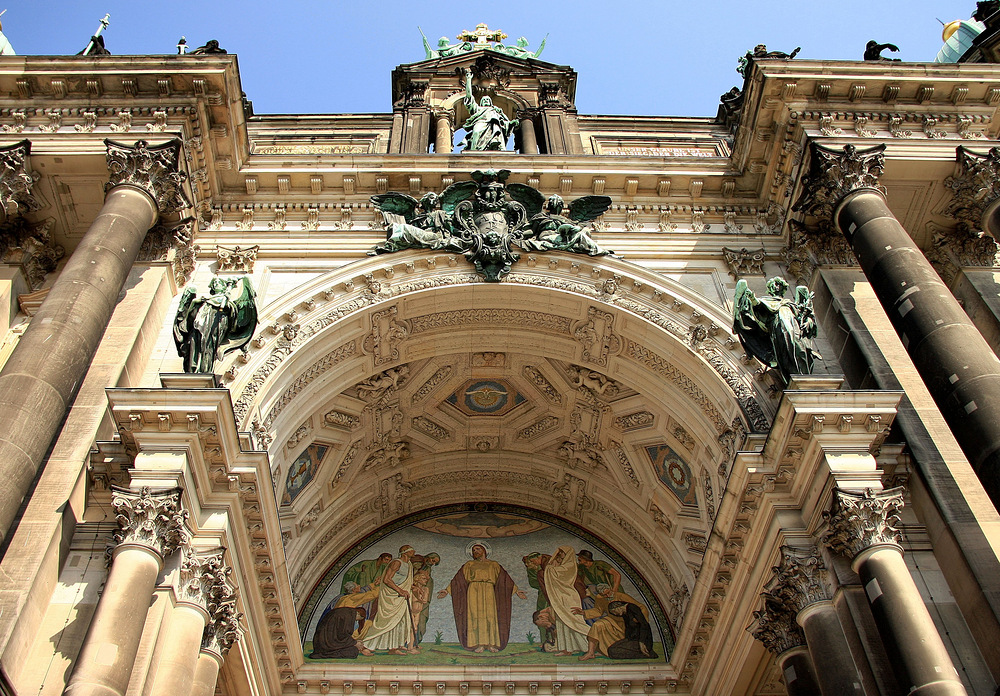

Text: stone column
xmin=191 ymin=577 xmax=241 ymax=696
xmin=764 ymin=546 xmax=863 ymax=695
xmin=518 ymin=112 xmax=539 ymax=154
xmin=749 ymin=600 xmax=821 ymax=696
xmin=824 ymin=488 xmax=967 ymax=695
xmin=793 ymin=143 xmax=1000 ymax=510
xmin=0 ymin=139 xmax=41 ymax=227
xmin=433 ymin=111 xmax=453 ymax=154
xmin=0 ymin=139 xmax=187 ymax=545
xmin=148 ymin=549 xmax=233 ymax=696
xmin=64 ymin=487 xmax=187 ymax=696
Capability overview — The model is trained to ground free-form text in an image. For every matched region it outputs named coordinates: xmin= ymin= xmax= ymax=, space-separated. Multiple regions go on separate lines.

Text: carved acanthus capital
xmin=105 ymin=139 xmax=189 ymax=214
xmin=0 ymin=217 xmax=65 ymax=290
xmin=178 ymin=547 xmax=230 ymax=614
xmin=0 ymin=139 xmax=42 ymax=216
xmin=201 ymin=575 xmax=242 ymax=656
xmin=111 ymin=486 xmax=188 ymax=560
xmin=749 ymin=600 xmax=806 ymax=655
xmin=781 ymin=219 xmax=857 ymax=284
xmin=762 ymin=545 xmax=832 ymax=617
xmin=943 ymin=146 xmax=1000 ymax=234
xmin=792 ymin=143 xmax=887 ymax=221
xmin=823 ymin=487 xmax=904 ymax=559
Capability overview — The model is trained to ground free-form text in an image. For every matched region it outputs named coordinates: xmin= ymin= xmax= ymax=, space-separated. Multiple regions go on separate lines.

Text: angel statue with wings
xmin=505 ymin=187 xmax=617 ymax=257
xmin=173 ymin=275 xmax=258 ymax=374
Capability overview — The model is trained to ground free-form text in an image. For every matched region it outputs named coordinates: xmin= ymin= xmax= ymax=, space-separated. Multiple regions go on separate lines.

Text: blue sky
xmin=2 ymin=1 xmax=975 ymax=117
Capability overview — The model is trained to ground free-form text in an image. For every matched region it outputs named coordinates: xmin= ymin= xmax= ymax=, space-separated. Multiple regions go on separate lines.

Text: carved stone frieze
xmin=573 ymin=306 xmax=621 ymax=367
xmin=324 ymin=409 xmax=361 ymax=430
xmin=517 ymin=415 xmax=559 ymax=440
xmin=411 ymin=365 xmax=452 ymax=404
xmin=217 ymin=244 xmax=259 ymax=273
xmin=721 ymin=247 xmax=766 ymax=279
xmin=111 ymin=486 xmax=188 ymax=559
xmin=522 ymin=365 xmax=562 ymax=404
xmin=792 ymin=143 xmax=887 ymax=221
xmin=943 ymin=146 xmax=1000 ymax=235
xmin=364 ymin=305 xmax=409 ymax=366
xmin=0 ymin=140 xmax=42 ymax=216
xmin=823 ymin=486 xmax=904 ymax=559
xmin=762 ymin=545 xmax=832 ymax=617
xmin=356 ymin=365 xmax=409 ymax=401
xmin=615 ymin=410 xmax=654 ymax=431
xmin=105 ymin=139 xmax=189 ymax=213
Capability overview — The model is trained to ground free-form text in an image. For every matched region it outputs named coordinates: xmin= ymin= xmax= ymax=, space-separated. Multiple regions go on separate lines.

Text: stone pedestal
xmin=0 ymin=139 xmax=186 ymax=544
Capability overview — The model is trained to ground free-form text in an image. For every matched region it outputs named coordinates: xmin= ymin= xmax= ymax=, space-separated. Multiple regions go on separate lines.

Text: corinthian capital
xmin=104 ymin=139 xmax=189 ymax=214
xmin=823 ymin=487 xmax=904 ymax=559
xmin=178 ymin=547 xmax=230 ymax=614
xmin=749 ymin=599 xmax=806 ymax=655
xmin=111 ymin=486 xmax=188 ymax=560
xmin=943 ymin=146 xmax=1000 ymax=234
xmin=201 ymin=570 xmax=241 ymax=657
xmin=762 ymin=545 xmax=832 ymax=617
xmin=792 ymin=143 xmax=887 ymax=220
xmin=0 ymin=139 xmax=42 ymax=216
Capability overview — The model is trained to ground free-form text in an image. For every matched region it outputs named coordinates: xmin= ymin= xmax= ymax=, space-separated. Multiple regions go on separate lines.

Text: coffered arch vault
xmin=223 ymin=252 xmax=770 ymax=625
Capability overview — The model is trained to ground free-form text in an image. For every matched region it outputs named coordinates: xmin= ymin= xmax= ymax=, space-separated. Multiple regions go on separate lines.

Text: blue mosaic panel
xmin=446 ymin=379 xmax=526 ymax=416
xmin=283 ymin=443 xmax=330 ymax=504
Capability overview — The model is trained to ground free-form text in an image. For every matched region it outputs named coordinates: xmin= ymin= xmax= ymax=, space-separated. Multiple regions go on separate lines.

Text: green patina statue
xmin=369 ymin=170 xmax=615 ymax=282
xmin=732 ymin=277 xmax=821 ymax=382
xmin=173 ymin=275 xmax=258 ymax=373
xmin=459 ymin=68 xmax=519 ymax=152
xmin=419 ymin=25 xmax=547 ymax=60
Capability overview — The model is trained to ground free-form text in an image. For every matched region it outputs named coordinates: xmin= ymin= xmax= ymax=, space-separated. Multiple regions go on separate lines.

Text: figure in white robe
xmin=542 ymin=545 xmax=590 ymax=655
xmin=363 ymin=546 xmax=417 ymax=654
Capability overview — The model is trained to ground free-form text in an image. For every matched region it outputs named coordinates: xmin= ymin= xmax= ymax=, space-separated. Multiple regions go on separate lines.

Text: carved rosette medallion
xmin=822 ymin=487 xmax=904 ymax=559
xmin=105 ymin=139 xmax=190 ymax=214
xmin=762 ymin=546 xmax=832 ymax=617
xmin=792 ymin=143 xmax=887 ymax=221
xmin=178 ymin=548 xmax=230 ymax=614
xmin=749 ymin=601 xmax=806 ymax=655
xmin=111 ymin=486 xmax=188 ymax=560
xmin=0 ymin=139 xmax=42 ymax=216
xmin=943 ymin=146 xmax=1000 ymax=234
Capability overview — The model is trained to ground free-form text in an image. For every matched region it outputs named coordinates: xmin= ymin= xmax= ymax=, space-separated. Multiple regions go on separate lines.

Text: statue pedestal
xmin=159 ymin=373 xmax=221 ymax=389
xmin=786 ymin=375 xmax=845 ymax=391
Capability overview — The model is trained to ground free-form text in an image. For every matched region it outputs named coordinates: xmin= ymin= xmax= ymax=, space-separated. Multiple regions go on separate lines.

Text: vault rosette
xmin=104 ymin=138 xmax=190 ymax=214
xmin=822 ymin=486 xmax=904 ymax=559
xmin=111 ymin=485 xmax=189 ymax=559
xmin=793 ymin=143 xmax=887 ymax=221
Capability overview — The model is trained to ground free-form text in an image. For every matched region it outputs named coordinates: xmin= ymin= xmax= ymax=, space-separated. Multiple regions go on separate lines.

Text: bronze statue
xmin=458 ymin=68 xmax=519 ymax=151
xmin=733 ymin=277 xmax=821 ymax=382
xmin=864 ymin=40 xmax=900 ymax=61
xmin=173 ymin=276 xmax=258 ymax=373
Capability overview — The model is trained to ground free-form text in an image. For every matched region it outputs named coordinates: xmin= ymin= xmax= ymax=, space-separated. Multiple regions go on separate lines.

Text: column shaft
xmin=520 ymin=118 xmax=539 ymax=154
xmin=148 ymin=604 xmax=208 ymax=696
xmin=798 ymin=602 xmax=864 ymax=695
xmin=63 ymin=546 xmax=161 ymax=696
xmin=0 ymin=186 xmax=157 ymax=543
xmin=856 ymin=546 xmax=966 ymax=695
xmin=777 ymin=648 xmax=821 ymax=696
xmin=434 ymin=114 xmax=453 ymax=154
xmin=190 ymin=652 xmax=222 ymax=696
xmin=836 ymin=190 xmax=1000 ymax=508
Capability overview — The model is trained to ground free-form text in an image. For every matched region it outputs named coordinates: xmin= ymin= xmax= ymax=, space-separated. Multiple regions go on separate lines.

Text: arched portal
xmin=221 ymin=252 xmax=771 ymax=670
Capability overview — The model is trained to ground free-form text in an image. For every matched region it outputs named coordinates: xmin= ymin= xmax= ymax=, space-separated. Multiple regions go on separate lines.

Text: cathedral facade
xmin=0 ymin=21 xmax=999 ymax=696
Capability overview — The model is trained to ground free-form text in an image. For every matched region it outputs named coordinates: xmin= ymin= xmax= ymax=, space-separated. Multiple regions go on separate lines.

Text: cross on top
xmin=457 ymin=23 xmax=507 ymax=45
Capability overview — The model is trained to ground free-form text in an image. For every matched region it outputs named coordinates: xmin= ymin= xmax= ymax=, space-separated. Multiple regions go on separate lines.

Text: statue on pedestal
xmin=733 ymin=277 xmax=821 ymax=382
xmin=173 ymin=276 xmax=258 ymax=373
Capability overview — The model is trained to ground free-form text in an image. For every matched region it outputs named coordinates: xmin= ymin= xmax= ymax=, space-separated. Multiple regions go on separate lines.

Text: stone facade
xmin=0 ymin=28 xmax=998 ymax=696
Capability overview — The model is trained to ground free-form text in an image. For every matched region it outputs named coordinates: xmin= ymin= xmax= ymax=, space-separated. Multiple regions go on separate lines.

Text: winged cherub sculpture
xmin=506 ymin=185 xmax=617 ymax=257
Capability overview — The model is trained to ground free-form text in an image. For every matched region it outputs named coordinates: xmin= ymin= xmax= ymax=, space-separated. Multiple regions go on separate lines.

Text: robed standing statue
xmin=458 ymin=68 xmax=519 ymax=151
xmin=174 ymin=276 xmax=258 ymax=373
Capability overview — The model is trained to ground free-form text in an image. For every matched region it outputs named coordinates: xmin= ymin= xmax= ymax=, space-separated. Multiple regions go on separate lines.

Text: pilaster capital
xmin=0 ymin=139 xmax=41 ymax=216
xmin=822 ymin=487 xmax=904 ymax=560
xmin=792 ymin=143 xmax=887 ymax=221
xmin=943 ymin=146 xmax=1000 ymax=234
xmin=111 ymin=485 xmax=188 ymax=561
xmin=201 ymin=568 xmax=242 ymax=657
xmin=178 ymin=547 xmax=229 ymax=617
xmin=104 ymin=139 xmax=189 ymax=214
xmin=432 ymin=109 xmax=454 ymax=126
xmin=763 ymin=545 xmax=832 ymax=617
xmin=749 ymin=600 xmax=806 ymax=655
